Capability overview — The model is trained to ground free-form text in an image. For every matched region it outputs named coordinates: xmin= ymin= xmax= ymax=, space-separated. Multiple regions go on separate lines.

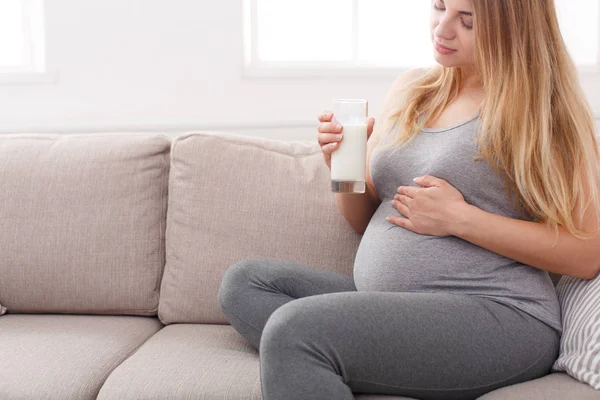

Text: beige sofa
xmin=0 ymin=131 xmax=598 ymax=400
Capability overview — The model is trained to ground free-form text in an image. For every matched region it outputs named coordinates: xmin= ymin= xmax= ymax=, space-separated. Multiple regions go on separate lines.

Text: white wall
xmin=0 ymin=0 xmax=599 ymax=140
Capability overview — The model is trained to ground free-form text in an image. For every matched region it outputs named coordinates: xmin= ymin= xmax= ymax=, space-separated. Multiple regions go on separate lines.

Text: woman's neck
xmin=459 ymin=66 xmax=483 ymax=91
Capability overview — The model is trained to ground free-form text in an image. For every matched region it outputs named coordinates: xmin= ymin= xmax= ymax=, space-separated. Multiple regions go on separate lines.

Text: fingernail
xmin=335 ymin=124 xmax=342 ymax=132
xmin=336 ymin=133 xmax=343 ymax=139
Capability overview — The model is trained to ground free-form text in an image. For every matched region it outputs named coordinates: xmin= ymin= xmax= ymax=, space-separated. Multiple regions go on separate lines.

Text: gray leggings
xmin=217 ymin=258 xmax=560 ymax=400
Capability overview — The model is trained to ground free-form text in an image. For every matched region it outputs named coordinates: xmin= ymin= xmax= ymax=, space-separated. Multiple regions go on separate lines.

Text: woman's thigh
xmin=218 ymin=258 xmax=357 ymax=350
xmin=219 ymin=258 xmax=357 ymax=302
xmin=259 ymin=291 xmax=560 ymax=400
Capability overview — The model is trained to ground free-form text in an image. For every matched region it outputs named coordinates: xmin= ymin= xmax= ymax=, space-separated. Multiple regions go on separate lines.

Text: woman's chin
xmin=433 ymin=53 xmax=459 ymax=68
xmin=434 ymin=59 xmax=453 ymax=68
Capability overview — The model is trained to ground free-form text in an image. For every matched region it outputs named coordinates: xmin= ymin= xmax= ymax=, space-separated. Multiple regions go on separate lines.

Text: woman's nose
xmin=435 ymin=17 xmax=456 ymax=42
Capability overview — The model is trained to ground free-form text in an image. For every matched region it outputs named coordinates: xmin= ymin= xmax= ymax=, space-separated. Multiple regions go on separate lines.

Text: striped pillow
xmin=552 ymin=274 xmax=600 ymax=389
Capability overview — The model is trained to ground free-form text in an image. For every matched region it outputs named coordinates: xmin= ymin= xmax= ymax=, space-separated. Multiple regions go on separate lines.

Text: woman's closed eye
xmin=433 ymin=0 xmax=474 ymax=30
xmin=460 ymin=18 xmax=473 ymax=30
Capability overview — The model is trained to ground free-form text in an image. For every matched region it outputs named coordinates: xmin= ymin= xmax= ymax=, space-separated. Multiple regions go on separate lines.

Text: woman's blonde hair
xmin=376 ymin=0 xmax=600 ymax=242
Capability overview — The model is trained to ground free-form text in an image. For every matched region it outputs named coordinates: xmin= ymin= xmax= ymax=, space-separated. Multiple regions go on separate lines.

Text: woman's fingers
xmin=322 ymin=141 xmax=339 ymax=155
xmin=318 ymin=122 xmax=343 ymax=134
xmin=318 ymin=111 xmax=333 ymax=123
xmin=318 ymin=132 xmax=344 ymax=146
xmin=367 ymin=117 xmax=375 ymax=137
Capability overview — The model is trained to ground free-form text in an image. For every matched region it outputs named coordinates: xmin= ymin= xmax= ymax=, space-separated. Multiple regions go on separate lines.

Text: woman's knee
xmin=217 ymin=258 xmax=271 ymax=311
xmin=260 ymin=296 xmax=334 ymax=351
xmin=260 ymin=300 xmax=304 ymax=351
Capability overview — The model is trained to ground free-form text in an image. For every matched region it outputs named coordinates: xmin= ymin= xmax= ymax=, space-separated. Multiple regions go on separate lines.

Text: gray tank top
xmin=353 ymin=113 xmax=562 ymax=334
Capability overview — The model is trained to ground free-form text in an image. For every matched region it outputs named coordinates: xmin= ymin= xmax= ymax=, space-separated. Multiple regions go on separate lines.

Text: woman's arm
xmin=393 ymin=174 xmax=600 ymax=279
xmin=452 ymin=202 xmax=600 ymax=280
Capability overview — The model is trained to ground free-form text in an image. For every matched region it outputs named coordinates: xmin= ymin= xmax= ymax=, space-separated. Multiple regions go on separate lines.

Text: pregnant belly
xmin=352 ymin=208 xmax=513 ymax=293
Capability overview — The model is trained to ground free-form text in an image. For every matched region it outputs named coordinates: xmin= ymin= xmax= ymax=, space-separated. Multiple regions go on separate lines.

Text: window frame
xmin=242 ymin=0 xmax=600 ymax=79
xmin=0 ymin=0 xmax=57 ymax=85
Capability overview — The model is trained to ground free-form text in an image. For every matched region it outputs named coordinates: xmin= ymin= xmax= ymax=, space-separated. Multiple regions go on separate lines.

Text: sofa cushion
xmin=97 ymin=323 xmax=416 ymax=400
xmin=0 ymin=314 xmax=163 ymax=400
xmin=476 ymin=372 xmax=600 ymax=399
xmin=159 ymin=132 xmax=362 ymax=324
xmin=0 ymin=133 xmax=170 ymax=316
xmin=97 ymin=324 xmax=262 ymax=399
xmin=551 ymin=274 xmax=600 ymax=389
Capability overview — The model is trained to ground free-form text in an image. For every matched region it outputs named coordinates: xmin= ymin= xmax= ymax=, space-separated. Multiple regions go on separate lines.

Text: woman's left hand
xmin=387 ymin=175 xmax=470 ymax=237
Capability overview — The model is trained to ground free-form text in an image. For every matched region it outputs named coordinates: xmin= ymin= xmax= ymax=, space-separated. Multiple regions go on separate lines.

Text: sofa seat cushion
xmin=97 ymin=323 xmax=420 ymax=400
xmin=476 ymin=372 xmax=600 ymax=400
xmin=0 ymin=314 xmax=163 ymax=400
xmin=97 ymin=324 xmax=262 ymax=399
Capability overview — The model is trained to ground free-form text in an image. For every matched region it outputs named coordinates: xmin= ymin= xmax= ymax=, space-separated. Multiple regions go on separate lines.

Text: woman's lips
xmin=435 ymin=42 xmax=457 ymax=55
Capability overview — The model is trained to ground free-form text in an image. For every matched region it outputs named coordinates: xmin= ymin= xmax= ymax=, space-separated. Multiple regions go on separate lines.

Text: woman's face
xmin=430 ymin=0 xmax=476 ymax=69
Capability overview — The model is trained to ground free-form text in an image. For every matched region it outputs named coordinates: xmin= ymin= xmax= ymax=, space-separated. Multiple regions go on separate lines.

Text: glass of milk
xmin=330 ymin=99 xmax=368 ymax=194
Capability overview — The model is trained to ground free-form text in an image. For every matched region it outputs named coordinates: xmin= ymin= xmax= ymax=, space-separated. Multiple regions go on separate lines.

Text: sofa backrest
xmin=0 ymin=133 xmax=170 ymax=316
xmin=158 ymin=132 xmax=362 ymax=324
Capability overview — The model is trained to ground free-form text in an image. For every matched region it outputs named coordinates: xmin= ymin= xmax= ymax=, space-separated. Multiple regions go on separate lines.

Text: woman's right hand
xmin=317 ymin=111 xmax=375 ymax=170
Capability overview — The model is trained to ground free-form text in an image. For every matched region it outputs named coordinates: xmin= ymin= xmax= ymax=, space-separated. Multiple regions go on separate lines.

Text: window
xmin=0 ymin=0 xmax=52 ymax=84
xmin=244 ymin=0 xmax=600 ymax=76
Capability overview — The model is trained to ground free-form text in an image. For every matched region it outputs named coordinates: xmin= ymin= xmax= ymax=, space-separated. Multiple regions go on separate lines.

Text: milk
xmin=330 ymin=123 xmax=367 ymax=183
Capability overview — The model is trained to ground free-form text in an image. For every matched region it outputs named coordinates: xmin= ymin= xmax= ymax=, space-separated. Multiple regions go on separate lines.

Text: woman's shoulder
xmin=391 ymin=68 xmax=430 ymax=91
xmin=381 ymin=68 xmax=430 ymax=112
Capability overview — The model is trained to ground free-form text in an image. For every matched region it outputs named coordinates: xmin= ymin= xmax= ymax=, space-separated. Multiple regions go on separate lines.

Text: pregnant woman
xmin=218 ymin=0 xmax=600 ymax=399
